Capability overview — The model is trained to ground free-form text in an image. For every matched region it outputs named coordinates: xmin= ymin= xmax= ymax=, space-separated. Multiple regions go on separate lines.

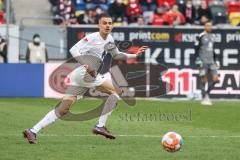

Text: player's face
xmin=205 ymin=22 xmax=212 ymax=33
xmin=98 ymin=17 xmax=113 ymax=36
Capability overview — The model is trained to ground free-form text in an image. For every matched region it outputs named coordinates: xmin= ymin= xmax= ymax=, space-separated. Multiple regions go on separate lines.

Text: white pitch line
xmin=1 ymin=134 xmax=240 ymax=138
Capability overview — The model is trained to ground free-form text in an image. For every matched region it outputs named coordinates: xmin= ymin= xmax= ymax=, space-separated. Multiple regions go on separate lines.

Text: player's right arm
xmin=69 ymin=35 xmax=97 ymax=77
xmin=69 ymin=36 xmax=89 ymax=63
xmin=194 ymin=34 xmax=202 ymax=67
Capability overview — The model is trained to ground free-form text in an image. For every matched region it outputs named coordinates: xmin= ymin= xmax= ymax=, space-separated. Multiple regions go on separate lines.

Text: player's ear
xmin=98 ymin=20 xmax=101 ymax=27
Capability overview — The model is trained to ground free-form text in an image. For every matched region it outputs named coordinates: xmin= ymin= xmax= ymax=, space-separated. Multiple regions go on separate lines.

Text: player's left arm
xmin=213 ymin=48 xmax=220 ymax=69
xmin=111 ymin=45 xmax=148 ymax=61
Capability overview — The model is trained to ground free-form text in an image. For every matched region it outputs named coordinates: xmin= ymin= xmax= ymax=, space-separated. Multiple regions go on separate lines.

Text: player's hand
xmin=215 ymin=60 xmax=220 ymax=69
xmin=136 ymin=46 xmax=148 ymax=56
xmin=84 ymin=64 xmax=96 ymax=78
xmin=195 ymin=58 xmax=203 ymax=67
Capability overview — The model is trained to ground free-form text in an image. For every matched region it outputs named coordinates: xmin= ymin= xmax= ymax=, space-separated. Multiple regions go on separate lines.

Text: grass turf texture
xmin=0 ymin=98 xmax=240 ymax=160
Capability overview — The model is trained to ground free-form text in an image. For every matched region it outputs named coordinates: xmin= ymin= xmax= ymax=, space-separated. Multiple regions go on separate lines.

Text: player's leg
xmin=200 ymin=75 xmax=213 ymax=105
xmin=199 ymin=64 xmax=213 ymax=105
xmin=207 ymin=65 xmax=219 ymax=94
xmin=92 ymin=77 xmax=122 ymax=139
xmin=200 ymin=75 xmax=208 ymax=98
xmin=31 ymin=95 xmax=77 ymax=133
xmin=23 ymin=95 xmax=77 ymax=144
xmin=199 ymin=65 xmax=208 ymax=99
xmin=23 ymin=66 xmax=88 ymax=144
xmin=96 ymin=78 xmax=121 ymax=127
xmin=203 ymin=65 xmax=219 ymax=105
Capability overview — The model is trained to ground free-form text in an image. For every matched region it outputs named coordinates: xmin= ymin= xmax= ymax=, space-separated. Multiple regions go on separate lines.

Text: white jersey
xmin=66 ymin=31 xmax=137 ymax=91
xmin=70 ymin=32 xmax=115 ymax=60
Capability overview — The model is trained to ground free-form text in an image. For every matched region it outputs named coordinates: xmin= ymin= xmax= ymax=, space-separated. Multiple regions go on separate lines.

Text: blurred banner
xmin=0 ymin=64 xmax=44 ymax=97
xmin=66 ymin=26 xmax=240 ymax=99
xmin=0 ymin=26 xmax=239 ymax=98
xmin=67 ymin=26 xmax=240 ymax=69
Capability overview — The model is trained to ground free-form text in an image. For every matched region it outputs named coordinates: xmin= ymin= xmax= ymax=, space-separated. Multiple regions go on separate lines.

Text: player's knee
xmin=55 ymin=96 xmax=77 ymax=116
xmin=103 ymin=87 xmax=121 ymax=95
xmin=201 ymin=76 xmax=208 ymax=82
xmin=212 ymin=76 xmax=219 ymax=83
xmin=115 ymin=87 xmax=123 ymax=95
xmin=108 ymin=93 xmax=120 ymax=107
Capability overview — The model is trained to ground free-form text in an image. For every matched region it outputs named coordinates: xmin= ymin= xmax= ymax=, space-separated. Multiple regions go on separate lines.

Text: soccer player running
xmin=194 ymin=21 xmax=220 ymax=105
xmin=23 ymin=13 xmax=148 ymax=144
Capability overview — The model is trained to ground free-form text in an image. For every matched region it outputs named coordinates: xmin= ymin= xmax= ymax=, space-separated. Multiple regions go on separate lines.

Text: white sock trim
xmin=31 ymin=109 xmax=58 ymax=134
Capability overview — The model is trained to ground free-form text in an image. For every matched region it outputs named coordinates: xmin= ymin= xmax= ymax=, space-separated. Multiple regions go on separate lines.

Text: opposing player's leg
xmin=207 ymin=65 xmax=219 ymax=94
xmin=92 ymin=76 xmax=122 ymax=139
xmin=203 ymin=65 xmax=219 ymax=105
xmin=200 ymin=75 xmax=213 ymax=105
xmin=199 ymin=65 xmax=212 ymax=105
xmin=199 ymin=65 xmax=208 ymax=98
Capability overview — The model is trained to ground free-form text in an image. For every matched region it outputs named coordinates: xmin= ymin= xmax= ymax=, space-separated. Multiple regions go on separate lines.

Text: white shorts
xmin=64 ymin=65 xmax=108 ymax=96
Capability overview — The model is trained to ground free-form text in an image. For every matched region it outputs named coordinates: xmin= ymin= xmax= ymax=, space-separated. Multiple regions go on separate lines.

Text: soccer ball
xmin=161 ymin=132 xmax=183 ymax=152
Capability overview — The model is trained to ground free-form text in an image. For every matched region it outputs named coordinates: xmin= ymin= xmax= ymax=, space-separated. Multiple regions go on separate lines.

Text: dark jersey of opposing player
xmin=194 ymin=31 xmax=216 ymax=64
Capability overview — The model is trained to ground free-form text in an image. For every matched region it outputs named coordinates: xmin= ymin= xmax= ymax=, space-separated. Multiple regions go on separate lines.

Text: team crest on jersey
xmin=83 ymin=37 xmax=88 ymax=42
xmin=104 ymin=42 xmax=116 ymax=52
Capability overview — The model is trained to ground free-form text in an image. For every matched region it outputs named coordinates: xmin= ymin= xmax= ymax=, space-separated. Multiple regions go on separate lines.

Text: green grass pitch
xmin=0 ymin=98 xmax=240 ymax=160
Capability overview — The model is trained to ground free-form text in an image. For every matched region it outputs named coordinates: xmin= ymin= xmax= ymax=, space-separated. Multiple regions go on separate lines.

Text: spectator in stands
xmin=157 ymin=0 xmax=176 ymax=9
xmin=151 ymin=6 xmax=168 ymax=26
xmin=53 ymin=0 xmax=75 ymax=25
xmin=108 ymin=0 xmax=127 ymax=24
xmin=77 ymin=8 xmax=97 ymax=24
xmin=130 ymin=16 xmax=147 ymax=26
xmin=225 ymin=0 xmax=240 ymax=15
xmin=197 ymin=0 xmax=213 ymax=25
xmin=0 ymin=35 xmax=7 ymax=63
xmin=75 ymin=0 xmax=86 ymax=11
xmin=2 ymin=0 xmax=15 ymax=24
xmin=84 ymin=0 xmax=109 ymax=11
xmin=181 ymin=0 xmax=196 ymax=24
xmin=59 ymin=0 xmax=72 ymax=20
xmin=126 ymin=0 xmax=143 ymax=23
xmin=0 ymin=10 xmax=4 ymax=24
xmin=166 ymin=4 xmax=186 ymax=25
xmin=26 ymin=34 xmax=48 ymax=63
xmin=140 ymin=0 xmax=157 ymax=11
xmin=49 ymin=0 xmax=59 ymax=15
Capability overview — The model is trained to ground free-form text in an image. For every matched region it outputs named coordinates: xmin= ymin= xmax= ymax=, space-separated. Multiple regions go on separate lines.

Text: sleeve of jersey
xmin=69 ymin=36 xmax=90 ymax=58
xmin=111 ymin=47 xmax=137 ymax=61
xmin=108 ymin=36 xmax=137 ymax=60
xmin=194 ymin=35 xmax=200 ymax=60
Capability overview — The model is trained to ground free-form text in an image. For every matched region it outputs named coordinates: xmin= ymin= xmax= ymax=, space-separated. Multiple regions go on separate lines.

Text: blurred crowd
xmin=49 ymin=0 xmax=240 ymax=26
xmin=0 ymin=0 xmax=6 ymax=24
xmin=0 ymin=0 xmax=15 ymax=24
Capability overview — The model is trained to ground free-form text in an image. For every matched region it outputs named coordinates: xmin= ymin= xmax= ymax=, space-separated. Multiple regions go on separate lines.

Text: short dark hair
xmin=98 ymin=13 xmax=112 ymax=21
xmin=204 ymin=21 xmax=212 ymax=25
xmin=33 ymin=33 xmax=40 ymax=39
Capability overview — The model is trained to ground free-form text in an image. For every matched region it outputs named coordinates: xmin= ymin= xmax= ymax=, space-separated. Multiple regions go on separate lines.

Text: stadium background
xmin=0 ymin=0 xmax=239 ymax=100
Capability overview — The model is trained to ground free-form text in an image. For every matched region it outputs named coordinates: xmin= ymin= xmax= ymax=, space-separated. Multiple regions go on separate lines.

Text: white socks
xmin=30 ymin=94 xmax=119 ymax=133
xmin=30 ymin=109 xmax=58 ymax=134
xmin=97 ymin=94 xmax=119 ymax=127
